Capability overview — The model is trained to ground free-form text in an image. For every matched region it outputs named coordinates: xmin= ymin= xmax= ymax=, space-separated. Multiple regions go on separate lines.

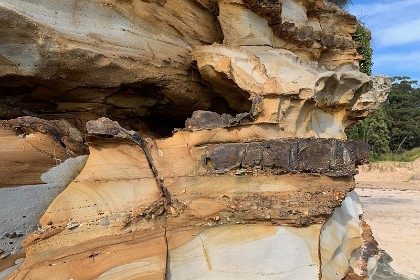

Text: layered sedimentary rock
xmin=0 ymin=0 xmax=392 ymax=279
xmin=0 ymin=0 xmax=383 ymax=134
xmin=0 ymin=117 xmax=87 ymax=186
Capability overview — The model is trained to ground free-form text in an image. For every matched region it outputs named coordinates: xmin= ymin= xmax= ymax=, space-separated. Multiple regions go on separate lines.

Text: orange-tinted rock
xmin=0 ymin=118 xmax=87 ymax=186
xmin=0 ymin=0 xmax=392 ymax=279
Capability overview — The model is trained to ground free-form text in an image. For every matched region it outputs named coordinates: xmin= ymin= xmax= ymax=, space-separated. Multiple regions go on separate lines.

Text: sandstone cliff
xmin=0 ymin=0 xmax=391 ymax=279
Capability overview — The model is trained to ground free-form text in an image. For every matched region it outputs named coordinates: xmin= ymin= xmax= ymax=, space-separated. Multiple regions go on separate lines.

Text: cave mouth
xmin=0 ymin=77 xmax=252 ymax=138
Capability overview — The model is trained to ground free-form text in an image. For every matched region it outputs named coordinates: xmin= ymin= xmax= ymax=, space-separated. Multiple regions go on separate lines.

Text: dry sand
xmin=356 ymin=158 xmax=420 ymax=279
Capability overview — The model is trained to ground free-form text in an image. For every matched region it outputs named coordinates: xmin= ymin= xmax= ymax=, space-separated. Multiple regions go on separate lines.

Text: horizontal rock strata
xmin=0 ymin=0 xmax=390 ymax=137
xmin=2 ymin=118 xmax=370 ymax=280
xmin=0 ymin=0 xmax=392 ymax=279
xmin=201 ymin=139 xmax=369 ymax=176
xmin=0 ymin=117 xmax=87 ymax=186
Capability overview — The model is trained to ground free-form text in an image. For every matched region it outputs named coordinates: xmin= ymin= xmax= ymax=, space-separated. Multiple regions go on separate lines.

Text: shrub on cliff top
xmin=353 ymin=24 xmax=373 ymax=76
xmin=329 ymin=0 xmax=351 ymax=9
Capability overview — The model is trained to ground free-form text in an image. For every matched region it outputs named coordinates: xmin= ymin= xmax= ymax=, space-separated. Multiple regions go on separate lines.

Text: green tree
xmin=329 ymin=0 xmax=351 ymax=8
xmin=347 ymin=108 xmax=391 ymax=158
xmin=364 ymin=108 xmax=392 ymax=157
xmin=347 ymin=77 xmax=420 ymax=158
xmin=387 ymin=77 xmax=420 ymax=151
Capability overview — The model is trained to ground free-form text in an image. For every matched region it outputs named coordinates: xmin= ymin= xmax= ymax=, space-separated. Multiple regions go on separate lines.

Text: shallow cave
xmin=0 ymin=75 xmax=253 ymax=138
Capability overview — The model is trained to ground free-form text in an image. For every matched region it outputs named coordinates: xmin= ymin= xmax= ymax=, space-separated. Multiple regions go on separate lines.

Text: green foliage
xmin=353 ymin=25 xmax=373 ymax=75
xmin=387 ymin=77 xmax=420 ymax=151
xmin=346 ymin=77 xmax=420 ymax=161
xmin=347 ymin=108 xmax=391 ymax=158
xmin=329 ymin=0 xmax=351 ymax=8
xmin=370 ymin=148 xmax=420 ymax=162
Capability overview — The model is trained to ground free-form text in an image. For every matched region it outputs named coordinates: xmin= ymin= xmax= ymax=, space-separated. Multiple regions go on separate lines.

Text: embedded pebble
xmin=101 ymin=218 xmax=110 ymax=226
xmin=66 ymin=222 xmax=80 ymax=229
xmin=5 ymin=232 xmax=23 ymax=238
xmin=15 ymin=257 xmax=25 ymax=265
xmin=1 ymin=252 xmax=11 ymax=259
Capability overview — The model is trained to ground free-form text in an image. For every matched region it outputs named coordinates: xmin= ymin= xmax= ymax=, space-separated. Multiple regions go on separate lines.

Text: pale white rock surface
xmin=167 ymin=190 xmax=371 ymax=280
xmin=167 ymin=225 xmax=320 ymax=280
xmin=320 ymin=190 xmax=364 ymax=279
xmin=219 ymin=1 xmax=273 ymax=46
xmin=349 ymin=75 xmax=392 ymax=120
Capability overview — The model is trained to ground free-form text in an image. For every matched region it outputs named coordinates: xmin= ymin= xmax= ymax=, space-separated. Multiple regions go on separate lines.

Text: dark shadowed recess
xmin=0 ymin=75 xmax=252 ymax=138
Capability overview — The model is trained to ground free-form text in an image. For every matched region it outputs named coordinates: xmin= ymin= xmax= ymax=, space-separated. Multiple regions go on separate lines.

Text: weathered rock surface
xmin=0 ymin=0 xmax=388 ymax=136
xmin=0 ymin=117 xmax=87 ymax=186
xmin=0 ymin=156 xmax=87 ymax=271
xmin=2 ymin=118 xmax=375 ymax=280
xmin=192 ymin=44 xmax=383 ymax=139
xmin=0 ymin=0 xmax=392 ymax=279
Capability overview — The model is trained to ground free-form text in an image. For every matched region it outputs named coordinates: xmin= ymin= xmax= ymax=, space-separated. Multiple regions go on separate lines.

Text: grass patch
xmin=369 ymin=147 xmax=420 ymax=162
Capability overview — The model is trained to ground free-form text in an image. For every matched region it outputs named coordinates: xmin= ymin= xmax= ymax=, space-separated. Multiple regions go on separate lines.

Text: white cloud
xmin=376 ymin=18 xmax=420 ymax=46
xmin=349 ymin=1 xmax=420 ymax=80
xmin=373 ymin=51 xmax=420 ymax=79
xmin=349 ymin=0 xmax=420 ymax=17
xmin=375 ymin=51 xmax=420 ymax=65
xmin=349 ymin=0 xmax=420 ymax=46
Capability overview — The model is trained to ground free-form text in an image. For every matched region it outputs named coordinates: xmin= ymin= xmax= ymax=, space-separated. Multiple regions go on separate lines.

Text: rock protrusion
xmin=86 ymin=117 xmax=142 ymax=144
xmin=0 ymin=0 xmax=393 ymax=279
xmin=202 ymin=138 xmax=369 ymax=176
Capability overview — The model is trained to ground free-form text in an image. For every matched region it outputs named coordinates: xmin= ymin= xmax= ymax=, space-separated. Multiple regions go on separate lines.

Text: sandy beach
xmin=356 ymin=158 xmax=420 ymax=279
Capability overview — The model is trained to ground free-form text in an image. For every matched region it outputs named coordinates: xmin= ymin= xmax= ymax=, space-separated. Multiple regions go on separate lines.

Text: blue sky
xmin=348 ymin=0 xmax=420 ymax=82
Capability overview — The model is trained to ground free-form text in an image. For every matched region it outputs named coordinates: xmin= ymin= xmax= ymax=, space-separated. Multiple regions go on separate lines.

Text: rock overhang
xmin=0 ymin=0 xmax=393 ymax=279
